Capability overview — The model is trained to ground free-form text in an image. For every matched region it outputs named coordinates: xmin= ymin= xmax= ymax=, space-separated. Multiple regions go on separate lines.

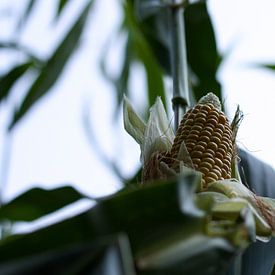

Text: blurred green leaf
xmin=122 ymin=0 xmax=166 ymax=109
xmin=9 ymin=0 xmax=94 ymax=130
xmin=115 ymin=39 xmax=132 ymax=110
xmin=132 ymin=1 xmax=222 ymax=103
xmin=0 ymin=234 xmax=135 ymax=275
xmin=56 ymin=0 xmax=70 ymax=19
xmin=0 ymin=62 xmax=34 ymax=103
xmin=0 ymin=174 xmax=250 ymax=271
xmin=0 ymin=175 xmax=201 ymax=262
xmin=137 ymin=236 xmax=234 ymax=275
xmin=259 ymin=64 xmax=275 ymax=70
xmin=0 ymin=42 xmax=44 ymax=65
xmin=17 ymin=0 xmax=36 ymax=29
xmin=184 ymin=2 xmax=222 ymax=102
xmin=0 ymin=186 xmax=88 ymax=222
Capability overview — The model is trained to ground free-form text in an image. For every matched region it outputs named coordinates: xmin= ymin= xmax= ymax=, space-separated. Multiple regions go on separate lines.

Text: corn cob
xmin=170 ymin=93 xmax=233 ymax=189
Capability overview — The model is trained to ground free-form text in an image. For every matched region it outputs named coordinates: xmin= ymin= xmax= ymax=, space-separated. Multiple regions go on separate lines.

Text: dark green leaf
xmin=0 ymin=186 xmax=87 ymax=222
xmin=184 ymin=2 xmax=222 ymax=102
xmin=0 ymin=175 xmax=256 ymax=274
xmin=132 ymin=1 xmax=222 ymax=103
xmin=56 ymin=0 xmax=70 ymax=19
xmin=9 ymin=0 xmax=94 ymax=130
xmin=259 ymin=64 xmax=275 ymax=70
xmin=123 ymin=1 xmax=166 ymax=109
xmin=114 ymin=38 xmax=132 ymax=110
xmin=137 ymin=236 xmax=234 ymax=275
xmin=0 ymin=62 xmax=34 ymax=103
xmin=0 ymin=175 xmax=203 ymax=262
xmin=0 ymin=234 xmax=136 ymax=275
xmin=0 ymin=174 xmax=249 ymax=273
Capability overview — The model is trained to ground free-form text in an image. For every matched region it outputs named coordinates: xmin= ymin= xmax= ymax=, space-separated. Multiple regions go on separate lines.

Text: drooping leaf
xmin=0 ymin=234 xmax=136 ymax=275
xmin=0 ymin=62 xmax=34 ymax=102
xmin=9 ymin=0 xmax=94 ymax=130
xmin=136 ymin=236 xmax=234 ymax=275
xmin=0 ymin=174 xmax=251 ymax=269
xmin=0 ymin=186 xmax=88 ymax=222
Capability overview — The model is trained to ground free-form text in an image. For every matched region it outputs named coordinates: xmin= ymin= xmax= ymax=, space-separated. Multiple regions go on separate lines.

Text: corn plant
xmin=0 ymin=0 xmax=274 ymax=275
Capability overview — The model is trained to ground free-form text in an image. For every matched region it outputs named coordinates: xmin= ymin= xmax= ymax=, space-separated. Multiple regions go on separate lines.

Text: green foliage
xmin=101 ymin=0 xmax=167 ymax=114
xmin=0 ymin=186 xmax=87 ymax=222
xmin=132 ymin=1 xmax=222 ymax=103
xmin=0 ymin=234 xmax=135 ymax=275
xmin=184 ymin=2 xmax=222 ymax=102
xmin=0 ymin=175 xmax=251 ymax=274
xmin=0 ymin=62 xmax=34 ymax=103
xmin=56 ymin=0 xmax=70 ymax=19
xmin=9 ymin=0 xmax=94 ymax=130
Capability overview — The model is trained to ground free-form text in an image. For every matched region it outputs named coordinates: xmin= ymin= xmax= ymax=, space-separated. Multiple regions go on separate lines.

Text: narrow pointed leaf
xmin=0 ymin=62 xmax=34 ymax=102
xmin=17 ymin=0 xmax=36 ymax=29
xmin=184 ymin=2 xmax=222 ymax=102
xmin=56 ymin=0 xmax=70 ymax=19
xmin=0 ymin=186 xmax=88 ymax=222
xmin=124 ymin=1 xmax=166 ymax=109
xmin=9 ymin=0 xmax=94 ymax=130
xmin=260 ymin=64 xmax=275 ymax=70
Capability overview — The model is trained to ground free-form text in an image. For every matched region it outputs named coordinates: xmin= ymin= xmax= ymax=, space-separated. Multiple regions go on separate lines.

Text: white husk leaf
xmin=142 ymin=97 xmax=174 ymax=163
xmin=123 ymin=96 xmax=174 ymax=164
xmin=123 ymin=95 xmax=146 ymax=145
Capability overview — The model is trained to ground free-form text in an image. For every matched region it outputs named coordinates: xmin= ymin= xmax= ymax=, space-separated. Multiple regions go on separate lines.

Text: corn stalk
xmin=168 ymin=0 xmax=190 ymax=130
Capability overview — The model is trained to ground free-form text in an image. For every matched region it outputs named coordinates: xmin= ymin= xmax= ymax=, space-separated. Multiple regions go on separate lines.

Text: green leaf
xmin=9 ymin=0 xmax=94 ymax=130
xmin=0 ymin=186 xmax=87 ymax=222
xmin=123 ymin=0 xmax=166 ymax=109
xmin=114 ymin=38 xmax=132 ymax=110
xmin=0 ymin=175 xmax=203 ymax=262
xmin=137 ymin=235 xmax=234 ymax=275
xmin=17 ymin=0 xmax=36 ymax=29
xmin=0 ymin=62 xmax=34 ymax=103
xmin=259 ymin=64 xmax=275 ymax=70
xmin=0 ymin=234 xmax=136 ymax=275
xmin=0 ymin=174 xmax=250 ymax=270
xmin=184 ymin=2 xmax=222 ymax=102
xmin=0 ymin=42 xmax=43 ymax=65
xmin=56 ymin=0 xmax=70 ymax=19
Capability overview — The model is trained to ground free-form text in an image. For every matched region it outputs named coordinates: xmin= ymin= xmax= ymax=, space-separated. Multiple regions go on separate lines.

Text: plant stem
xmin=169 ymin=2 xmax=190 ymax=131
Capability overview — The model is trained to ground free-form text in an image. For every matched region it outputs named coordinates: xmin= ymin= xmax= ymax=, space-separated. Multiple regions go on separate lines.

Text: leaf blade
xmin=9 ymin=0 xmax=94 ymax=130
xmin=0 ymin=186 xmax=87 ymax=222
xmin=0 ymin=62 xmax=34 ymax=102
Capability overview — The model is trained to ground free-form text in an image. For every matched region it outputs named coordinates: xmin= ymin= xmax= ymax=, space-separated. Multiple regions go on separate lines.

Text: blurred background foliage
xmin=0 ymin=0 xmax=274 ymax=274
xmin=0 ymin=0 xmax=224 ymax=193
